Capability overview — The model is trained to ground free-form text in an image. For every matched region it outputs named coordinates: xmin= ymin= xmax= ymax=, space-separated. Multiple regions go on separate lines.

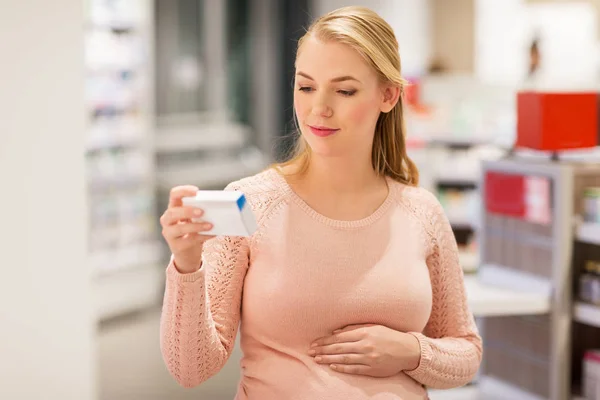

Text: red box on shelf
xmin=485 ymin=172 xmax=553 ymax=225
xmin=516 ymin=91 xmax=599 ymax=151
xmin=485 ymin=172 xmax=526 ymax=218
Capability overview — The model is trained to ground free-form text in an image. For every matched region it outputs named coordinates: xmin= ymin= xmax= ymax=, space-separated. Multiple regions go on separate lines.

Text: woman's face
xmin=294 ymin=36 xmax=398 ymax=159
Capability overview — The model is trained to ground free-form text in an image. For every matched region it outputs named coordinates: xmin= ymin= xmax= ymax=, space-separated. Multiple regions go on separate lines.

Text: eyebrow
xmin=296 ymin=71 xmax=361 ymax=83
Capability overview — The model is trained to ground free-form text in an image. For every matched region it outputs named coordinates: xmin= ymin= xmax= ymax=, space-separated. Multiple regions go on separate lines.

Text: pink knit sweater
xmin=160 ymin=168 xmax=482 ymax=399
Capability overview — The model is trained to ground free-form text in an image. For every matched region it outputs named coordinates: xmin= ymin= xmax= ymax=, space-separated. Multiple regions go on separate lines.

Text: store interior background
xmin=2 ymin=0 xmax=600 ymax=399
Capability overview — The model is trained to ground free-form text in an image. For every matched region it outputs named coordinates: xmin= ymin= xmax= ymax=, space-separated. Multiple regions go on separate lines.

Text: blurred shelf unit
xmin=448 ymin=157 xmax=600 ymax=400
xmin=460 ymin=251 xmax=480 ymax=274
xmin=429 ymin=378 xmax=586 ymax=400
xmin=574 ymin=302 xmax=600 ymax=329
xmin=85 ymin=0 xmax=162 ymax=321
xmin=577 ymin=221 xmax=600 ymax=246
xmin=408 ymin=134 xmax=508 ymax=274
xmin=154 ymin=114 xmax=268 ymax=193
xmin=406 ymin=75 xmax=516 ymax=275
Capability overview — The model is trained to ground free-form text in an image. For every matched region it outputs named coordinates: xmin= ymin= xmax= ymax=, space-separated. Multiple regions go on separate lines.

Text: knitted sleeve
xmin=403 ymin=188 xmax=483 ymax=389
xmin=159 ymin=172 xmax=281 ymax=388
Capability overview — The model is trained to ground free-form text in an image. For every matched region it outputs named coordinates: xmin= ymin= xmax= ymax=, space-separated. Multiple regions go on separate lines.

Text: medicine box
xmin=182 ymin=190 xmax=257 ymax=237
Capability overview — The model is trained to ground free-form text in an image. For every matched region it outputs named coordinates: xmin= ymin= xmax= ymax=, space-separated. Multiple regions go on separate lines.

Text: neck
xmin=303 ymin=153 xmax=384 ymax=194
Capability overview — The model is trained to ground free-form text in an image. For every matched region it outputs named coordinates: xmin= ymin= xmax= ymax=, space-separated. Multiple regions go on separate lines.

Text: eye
xmin=298 ymin=86 xmax=314 ymax=93
xmin=338 ymin=90 xmax=357 ymax=97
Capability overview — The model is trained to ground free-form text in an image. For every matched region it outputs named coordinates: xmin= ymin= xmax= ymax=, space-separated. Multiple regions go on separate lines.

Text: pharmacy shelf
xmin=155 ymin=122 xmax=250 ymax=153
xmin=89 ymin=241 xmax=164 ymax=277
xmin=86 ymin=0 xmax=158 ymax=323
xmin=86 ymin=116 xmax=146 ymax=151
xmin=464 ymin=274 xmax=551 ymax=317
xmin=436 ymin=177 xmax=478 ymax=189
xmin=92 ymin=263 xmax=164 ymax=321
xmin=429 ymin=377 xmax=582 ymax=400
xmin=574 ymin=302 xmax=600 ymax=328
xmin=428 ymin=385 xmax=479 ymax=400
xmin=156 ymin=156 xmax=267 ymax=191
xmin=427 ymin=136 xmax=498 ymax=149
xmin=576 ymin=222 xmax=600 ymax=246
xmin=459 ymin=251 xmax=479 ymax=273
xmin=449 ymin=220 xmax=474 ymax=230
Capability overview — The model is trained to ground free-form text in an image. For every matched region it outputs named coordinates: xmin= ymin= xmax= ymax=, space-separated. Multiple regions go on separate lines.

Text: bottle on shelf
xmin=583 ymin=350 xmax=600 ymax=400
xmin=584 ymin=187 xmax=600 ymax=224
xmin=579 ymin=260 xmax=600 ymax=306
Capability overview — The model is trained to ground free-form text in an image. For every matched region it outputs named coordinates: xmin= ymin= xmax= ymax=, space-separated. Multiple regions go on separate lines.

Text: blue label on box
xmin=236 ymin=194 xmax=246 ymax=211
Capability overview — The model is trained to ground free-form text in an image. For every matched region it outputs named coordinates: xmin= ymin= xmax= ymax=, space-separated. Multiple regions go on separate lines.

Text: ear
xmin=380 ymin=84 xmax=401 ymax=113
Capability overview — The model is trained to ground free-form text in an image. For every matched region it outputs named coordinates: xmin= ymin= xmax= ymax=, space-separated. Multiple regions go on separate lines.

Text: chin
xmin=302 ymin=134 xmax=345 ymax=158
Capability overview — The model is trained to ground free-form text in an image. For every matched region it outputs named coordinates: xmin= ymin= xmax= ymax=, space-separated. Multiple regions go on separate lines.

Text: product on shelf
xmin=584 ymin=350 xmax=600 ymax=400
xmin=85 ymin=0 xmax=160 ymax=276
xmin=584 ymin=187 xmax=600 ymax=223
xmin=437 ymin=188 xmax=479 ymax=228
xmin=516 ymin=91 xmax=599 ymax=151
xmin=580 ymin=261 xmax=600 ymax=306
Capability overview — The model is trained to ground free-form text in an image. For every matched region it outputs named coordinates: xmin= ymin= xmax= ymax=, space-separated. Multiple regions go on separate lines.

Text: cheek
xmin=345 ymin=99 xmax=380 ymax=127
xmin=293 ymin=94 xmax=309 ymax=119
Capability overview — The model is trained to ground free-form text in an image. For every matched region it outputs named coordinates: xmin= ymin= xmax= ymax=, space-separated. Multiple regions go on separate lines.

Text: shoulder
xmin=224 ymin=167 xmax=288 ymax=223
xmin=390 ymin=182 xmax=449 ymax=240
xmin=391 ymin=182 xmax=445 ymax=219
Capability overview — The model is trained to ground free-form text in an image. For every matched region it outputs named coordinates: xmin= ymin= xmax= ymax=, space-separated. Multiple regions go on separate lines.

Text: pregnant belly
xmin=237 ymin=349 xmax=428 ymax=400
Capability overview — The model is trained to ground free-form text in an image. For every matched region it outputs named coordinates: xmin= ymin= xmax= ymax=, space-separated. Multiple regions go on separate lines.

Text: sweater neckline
xmin=269 ymin=167 xmax=396 ymax=229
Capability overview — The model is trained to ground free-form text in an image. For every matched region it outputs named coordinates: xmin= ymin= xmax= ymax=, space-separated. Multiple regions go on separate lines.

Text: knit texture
xmin=160 ymin=168 xmax=482 ymax=399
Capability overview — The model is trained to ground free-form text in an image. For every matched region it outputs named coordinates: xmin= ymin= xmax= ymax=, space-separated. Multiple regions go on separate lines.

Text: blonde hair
xmin=277 ymin=6 xmax=419 ymax=186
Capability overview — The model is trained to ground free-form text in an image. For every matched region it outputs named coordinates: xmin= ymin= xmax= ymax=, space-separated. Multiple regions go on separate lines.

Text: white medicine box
xmin=182 ymin=190 xmax=257 ymax=237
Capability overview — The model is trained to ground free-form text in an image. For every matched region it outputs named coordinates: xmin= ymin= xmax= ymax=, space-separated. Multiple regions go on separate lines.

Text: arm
xmin=404 ymin=195 xmax=483 ymax=389
xmin=160 ymin=192 xmax=250 ymax=388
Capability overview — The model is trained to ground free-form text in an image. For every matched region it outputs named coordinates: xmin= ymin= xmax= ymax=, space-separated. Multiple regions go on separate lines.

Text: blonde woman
xmin=159 ymin=6 xmax=482 ymax=400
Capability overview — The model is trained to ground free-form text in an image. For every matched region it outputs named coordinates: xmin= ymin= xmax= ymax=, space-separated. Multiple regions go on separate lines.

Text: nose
xmin=311 ymin=93 xmax=333 ymax=118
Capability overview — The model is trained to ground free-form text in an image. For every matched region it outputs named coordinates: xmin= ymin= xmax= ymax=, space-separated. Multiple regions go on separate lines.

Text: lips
xmin=308 ymin=125 xmax=339 ymax=137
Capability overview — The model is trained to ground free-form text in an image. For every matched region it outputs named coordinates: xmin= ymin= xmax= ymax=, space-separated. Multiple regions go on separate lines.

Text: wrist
xmin=401 ymin=332 xmax=422 ymax=371
xmin=172 ymin=257 xmax=202 ymax=274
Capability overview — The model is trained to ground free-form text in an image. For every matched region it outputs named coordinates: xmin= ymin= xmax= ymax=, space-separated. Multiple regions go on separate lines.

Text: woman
xmin=159 ymin=6 xmax=482 ymax=400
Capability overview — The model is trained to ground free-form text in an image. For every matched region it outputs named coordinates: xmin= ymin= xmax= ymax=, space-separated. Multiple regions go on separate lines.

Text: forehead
xmin=296 ymin=36 xmax=376 ymax=82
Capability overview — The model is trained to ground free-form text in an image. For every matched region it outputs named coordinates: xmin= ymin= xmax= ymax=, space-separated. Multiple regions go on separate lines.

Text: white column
xmin=203 ymin=0 xmax=229 ymax=119
xmin=0 ymin=1 xmax=97 ymax=399
xmin=250 ymin=0 xmax=282 ymax=157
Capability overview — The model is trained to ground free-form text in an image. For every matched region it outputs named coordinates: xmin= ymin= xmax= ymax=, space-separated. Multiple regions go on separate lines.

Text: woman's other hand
xmin=308 ymin=324 xmax=421 ymax=377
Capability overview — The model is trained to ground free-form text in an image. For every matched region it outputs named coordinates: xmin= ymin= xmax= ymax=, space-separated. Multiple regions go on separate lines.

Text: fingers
xmin=309 ymin=342 xmax=361 ymax=356
xmin=333 ymin=324 xmax=376 ymax=334
xmin=168 ymin=185 xmax=199 ymax=208
xmin=311 ymin=329 xmax=364 ymax=348
xmin=314 ymin=354 xmax=368 ymax=366
xmin=162 ymin=221 xmax=213 ymax=240
xmin=160 ymin=206 xmax=204 ymax=227
xmin=168 ymin=232 xmax=215 ymax=253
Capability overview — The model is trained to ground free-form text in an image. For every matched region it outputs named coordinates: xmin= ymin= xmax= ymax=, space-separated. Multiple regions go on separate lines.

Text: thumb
xmin=334 ymin=323 xmax=375 ymax=334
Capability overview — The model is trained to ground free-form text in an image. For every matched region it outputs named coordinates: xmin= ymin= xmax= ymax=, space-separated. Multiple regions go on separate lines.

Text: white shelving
xmin=428 ymin=385 xmax=479 ymax=400
xmin=464 ymin=275 xmax=551 ymax=317
xmin=459 ymin=251 xmax=479 ymax=273
xmin=477 ymin=264 xmax=553 ymax=297
xmin=574 ymin=302 xmax=600 ymax=328
xmin=85 ymin=0 xmax=159 ymax=321
xmin=577 ymin=222 xmax=600 ymax=246
xmin=155 ymin=121 xmax=251 ymax=153
xmin=89 ymin=240 xmax=163 ymax=277
xmin=437 ymin=175 xmax=478 ymax=186
xmin=429 ymin=377 xmax=583 ymax=400
xmin=156 ymin=153 xmax=267 ymax=191
xmin=93 ymin=264 xmax=164 ymax=321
